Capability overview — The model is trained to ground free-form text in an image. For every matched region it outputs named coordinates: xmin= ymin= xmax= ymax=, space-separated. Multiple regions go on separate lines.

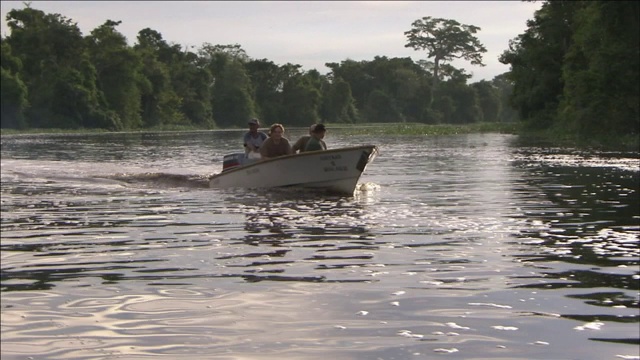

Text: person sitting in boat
xmin=291 ymin=124 xmax=314 ymax=154
xmin=260 ymin=123 xmax=292 ymax=160
xmin=292 ymin=123 xmax=326 ymax=154
xmin=243 ymin=118 xmax=268 ymax=159
xmin=303 ymin=123 xmax=327 ymax=152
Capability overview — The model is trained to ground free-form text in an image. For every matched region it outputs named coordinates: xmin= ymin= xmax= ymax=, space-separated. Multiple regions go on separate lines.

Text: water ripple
xmin=1 ymin=132 xmax=638 ymax=359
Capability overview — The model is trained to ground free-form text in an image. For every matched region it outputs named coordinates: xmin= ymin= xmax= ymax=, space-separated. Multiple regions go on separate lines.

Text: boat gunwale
xmin=209 ymin=144 xmax=378 ymax=179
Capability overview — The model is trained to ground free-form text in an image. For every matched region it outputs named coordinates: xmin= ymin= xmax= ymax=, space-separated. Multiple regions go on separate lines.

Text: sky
xmin=0 ymin=1 xmax=542 ymax=83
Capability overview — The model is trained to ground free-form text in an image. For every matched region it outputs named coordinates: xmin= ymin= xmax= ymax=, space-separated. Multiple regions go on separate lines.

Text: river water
xmin=1 ymin=129 xmax=638 ymax=360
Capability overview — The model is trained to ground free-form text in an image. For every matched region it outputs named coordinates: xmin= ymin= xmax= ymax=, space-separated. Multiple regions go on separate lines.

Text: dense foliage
xmin=500 ymin=0 xmax=639 ymax=140
xmin=0 ymin=5 xmax=513 ymax=131
xmin=1 ymin=1 xmax=638 ymax=146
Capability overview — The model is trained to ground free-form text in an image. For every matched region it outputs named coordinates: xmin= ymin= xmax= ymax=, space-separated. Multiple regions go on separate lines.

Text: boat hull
xmin=209 ymin=145 xmax=378 ymax=195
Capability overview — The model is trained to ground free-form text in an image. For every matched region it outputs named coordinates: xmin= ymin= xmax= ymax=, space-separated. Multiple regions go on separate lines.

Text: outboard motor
xmin=222 ymin=153 xmax=247 ymax=172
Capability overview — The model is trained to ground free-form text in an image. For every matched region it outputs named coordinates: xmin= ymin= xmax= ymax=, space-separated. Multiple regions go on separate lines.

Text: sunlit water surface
xmin=1 ymin=130 xmax=638 ymax=360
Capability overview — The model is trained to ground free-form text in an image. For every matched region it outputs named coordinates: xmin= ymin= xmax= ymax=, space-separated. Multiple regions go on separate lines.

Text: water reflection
xmin=506 ymin=149 xmax=640 ymax=347
xmin=203 ymin=190 xmax=385 ymax=284
xmin=1 ymin=131 xmax=639 ymax=359
xmin=235 ymin=191 xmax=375 ymax=234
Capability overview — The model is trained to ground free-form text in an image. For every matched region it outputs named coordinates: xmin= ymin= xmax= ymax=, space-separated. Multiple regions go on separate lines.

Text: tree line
xmin=1 ymin=1 xmax=638 ymax=141
xmin=0 ymin=4 xmax=514 ymax=131
xmin=499 ymin=1 xmax=639 ymax=138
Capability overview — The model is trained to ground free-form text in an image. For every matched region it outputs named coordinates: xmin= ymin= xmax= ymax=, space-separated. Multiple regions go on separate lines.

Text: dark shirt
xmin=304 ymin=136 xmax=327 ymax=152
xmin=292 ymin=135 xmax=311 ymax=153
xmin=260 ymin=137 xmax=292 ymax=158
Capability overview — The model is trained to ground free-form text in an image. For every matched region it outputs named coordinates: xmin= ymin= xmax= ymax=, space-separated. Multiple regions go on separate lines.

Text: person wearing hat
xmin=243 ymin=118 xmax=268 ymax=158
xmin=292 ymin=123 xmax=326 ymax=154
xmin=303 ymin=123 xmax=328 ymax=152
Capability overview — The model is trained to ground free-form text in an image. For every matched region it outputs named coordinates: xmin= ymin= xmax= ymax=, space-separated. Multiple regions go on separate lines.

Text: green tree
xmin=404 ymin=16 xmax=486 ymax=109
xmin=471 ymin=80 xmax=501 ymax=122
xmin=171 ymin=48 xmax=215 ymax=128
xmin=199 ymin=43 xmax=256 ymax=127
xmin=326 ymin=60 xmax=373 ymax=116
xmin=201 ymin=43 xmax=250 ymax=63
xmin=560 ymin=1 xmax=639 ymax=137
xmin=5 ymin=6 xmax=118 ymax=129
xmin=86 ymin=20 xmax=143 ymax=129
xmin=321 ymin=77 xmax=358 ymax=123
xmin=365 ymin=56 xmax=427 ymax=123
xmin=363 ymin=89 xmax=404 ymax=123
xmin=48 ymin=60 xmax=121 ymax=129
xmin=438 ymin=78 xmax=481 ymax=124
xmin=491 ymin=73 xmax=519 ymax=123
xmin=390 ymin=65 xmax=431 ymax=123
xmin=134 ymin=28 xmax=184 ymax=127
xmin=499 ymin=1 xmax=582 ymax=130
xmin=245 ymin=58 xmax=287 ymax=123
xmin=282 ymin=70 xmax=322 ymax=126
xmin=326 ymin=57 xmax=430 ymax=123
xmin=211 ymin=60 xmax=255 ymax=127
xmin=0 ymin=40 xmax=29 ymax=129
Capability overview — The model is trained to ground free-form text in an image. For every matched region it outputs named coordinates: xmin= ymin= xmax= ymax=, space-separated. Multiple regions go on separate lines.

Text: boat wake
xmin=355 ymin=182 xmax=381 ymax=192
xmin=102 ymin=172 xmax=211 ymax=189
xmin=1 ymin=158 xmax=214 ymax=191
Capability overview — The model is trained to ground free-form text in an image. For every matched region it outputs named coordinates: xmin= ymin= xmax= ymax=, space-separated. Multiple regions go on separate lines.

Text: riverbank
xmin=517 ymin=129 xmax=639 ymax=152
xmin=0 ymin=122 xmax=518 ymax=136
xmin=2 ymin=122 xmax=636 ymax=152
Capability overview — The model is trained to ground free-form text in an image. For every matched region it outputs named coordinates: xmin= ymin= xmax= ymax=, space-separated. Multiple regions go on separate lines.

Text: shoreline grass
xmin=1 ymin=122 xmax=520 ymax=136
xmin=517 ymin=129 xmax=639 ymax=152
xmin=330 ymin=122 xmax=520 ymax=135
xmin=2 ymin=122 xmax=637 ymax=152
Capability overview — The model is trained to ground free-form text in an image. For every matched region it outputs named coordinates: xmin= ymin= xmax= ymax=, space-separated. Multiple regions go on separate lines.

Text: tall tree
xmin=86 ymin=20 xmax=143 ymax=129
xmin=282 ymin=70 xmax=322 ymax=126
xmin=326 ymin=60 xmax=373 ymax=115
xmin=471 ymin=80 xmax=501 ymax=122
xmin=211 ymin=59 xmax=255 ymax=127
xmin=499 ymin=1 xmax=582 ymax=130
xmin=199 ymin=43 xmax=256 ymax=127
xmin=560 ymin=1 xmax=639 ymax=137
xmin=491 ymin=73 xmax=519 ymax=123
xmin=438 ymin=78 xmax=481 ymax=124
xmin=363 ymin=89 xmax=404 ymax=123
xmin=5 ymin=6 xmax=118 ymax=129
xmin=325 ymin=57 xmax=428 ymax=123
xmin=245 ymin=58 xmax=287 ymax=123
xmin=134 ymin=28 xmax=184 ymax=127
xmin=0 ymin=40 xmax=29 ymax=129
xmin=169 ymin=48 xmax=215 ymax=128
xmin=321 ymin=77 xmax=358 ymax=123
xmin=404 ymin=16 xmax=486 ymax=108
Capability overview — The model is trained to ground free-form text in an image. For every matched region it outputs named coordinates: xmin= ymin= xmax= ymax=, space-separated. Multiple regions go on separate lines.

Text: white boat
xmin=209 ymin=145 xmax=378 ymax=195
